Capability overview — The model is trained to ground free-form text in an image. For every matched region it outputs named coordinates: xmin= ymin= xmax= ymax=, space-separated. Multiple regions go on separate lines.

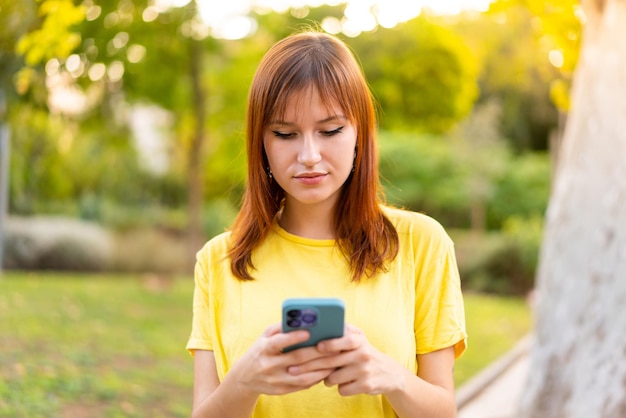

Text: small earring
xmin=266 ymin=166 xmax=273 ymax=179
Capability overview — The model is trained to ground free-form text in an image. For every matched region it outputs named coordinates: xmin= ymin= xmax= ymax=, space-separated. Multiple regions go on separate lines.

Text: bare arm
xmin=191 ymin=350 xmax=259 ymax=418
xmin=384 ymin=347 xmax=457 ymax=418
xmin=289 ymin=325 xmax=458 ymax=418
xmin=191 ymin=324 xmax=339 ymax=418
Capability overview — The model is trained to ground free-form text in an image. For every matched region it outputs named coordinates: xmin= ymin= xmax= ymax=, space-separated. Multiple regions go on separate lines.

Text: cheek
xmin=340 ymin=152 xmax=354 ymax=170
xmin=264 ymin=143 xmax=293 ymax=177
xmin=340 ymin=134 xmax=358 ymax=169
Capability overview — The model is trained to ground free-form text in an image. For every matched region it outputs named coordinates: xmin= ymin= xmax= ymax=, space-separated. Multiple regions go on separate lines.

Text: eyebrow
xmin=268 ymin=115 xmax=348 ymax=126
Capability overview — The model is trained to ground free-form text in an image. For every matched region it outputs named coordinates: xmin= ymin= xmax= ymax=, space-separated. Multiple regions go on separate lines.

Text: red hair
xmin=228 ymin=31 xmax=398 ymax=281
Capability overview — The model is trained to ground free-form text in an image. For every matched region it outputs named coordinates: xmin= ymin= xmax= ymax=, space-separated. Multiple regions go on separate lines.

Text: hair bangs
xmin=265 ymin=52 xmax=353 ymax=126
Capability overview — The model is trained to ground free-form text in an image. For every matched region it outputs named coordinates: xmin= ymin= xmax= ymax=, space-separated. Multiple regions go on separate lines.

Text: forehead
xmin=270 ymin=85 xmax=346 ymax=123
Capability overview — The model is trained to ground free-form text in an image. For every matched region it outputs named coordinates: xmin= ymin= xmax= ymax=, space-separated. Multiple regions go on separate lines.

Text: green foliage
xmin=202 ymin=198 xmax=238 ymax=238
xmin=501 ymin=215 xmax=544 ymax=278
xmin=15 ymin=0 xmax=85 ymax=66
xmin=0 ymin=0 xmax=36 ymax=100
xmin=489 ymin=0 xmax=582 ymax=113
xmin=69 ymin=0 xmax=208 ymax=111
xmin=6 ymin=0 xmax=84 ymax=104
xmin=453 ymin=216 xmax=545 ymax=295
xmin=6 ymin=0 xmax=218 ymax=225
xmin=8 ymin=105 xmax=71 ymax=208
xmin=451 ymin=3 xmax=566 ymax=151
xmin=489 ymin=152 xmax=551 ymax=226
xmin=7 ymin=103 xmax=184 ymax=217
xmin=201 ymin=36 xmax=262 ymax=202
xmin=379 ymin=131 xmax=466 ymax=219
xmin=348 ymin=15 xmax=479 ymax=133
xmin=379 ymin=123 xmax=550 ymax=230
xmin=447 ymin=100 xmax=510 ymax=230
xmin=452 ymin=229 xmax=536 ymax=295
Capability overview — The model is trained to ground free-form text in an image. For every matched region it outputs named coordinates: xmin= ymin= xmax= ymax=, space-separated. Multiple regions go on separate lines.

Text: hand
xmin=287 ymin=324 xmax=407 ymax=397
xmin=226 ymin=323 xmax=338 ymax=396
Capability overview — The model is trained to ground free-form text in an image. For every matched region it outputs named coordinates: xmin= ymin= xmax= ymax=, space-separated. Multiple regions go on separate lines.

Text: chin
xmin=291 ymin=193 xmax=335 ymax=206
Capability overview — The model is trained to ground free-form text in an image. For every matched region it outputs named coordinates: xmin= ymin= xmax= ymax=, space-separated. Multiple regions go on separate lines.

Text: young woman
xmin=187 ymin=30 xmax=467 ymax=418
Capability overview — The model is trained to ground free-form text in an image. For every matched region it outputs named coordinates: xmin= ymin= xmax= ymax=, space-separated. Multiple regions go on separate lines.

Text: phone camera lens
xmin=301 ymin=313 xmax=316 ymax=324
xmin=287 ymin=319 xmax=301 ymax=327
xmin=287 ymin=309 xmax=301 ymax=318
xmin=285 ymin=307 xmax=317 ymax=328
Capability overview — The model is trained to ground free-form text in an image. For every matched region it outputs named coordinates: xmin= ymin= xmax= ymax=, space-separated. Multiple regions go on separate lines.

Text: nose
xmin=297 ymin=135 xmax=322 ymax=167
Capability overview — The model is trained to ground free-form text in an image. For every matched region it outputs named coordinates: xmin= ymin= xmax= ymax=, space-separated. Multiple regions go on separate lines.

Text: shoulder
xmin=382 ymin=206 xmax=455 ymax=260
xmin=382 ymin=206 xmax=451 ymax=243
xmin=194 ymin=231 xmax=234 ymax=284
xmin=196 ymin=230 xmax=232 ymax=260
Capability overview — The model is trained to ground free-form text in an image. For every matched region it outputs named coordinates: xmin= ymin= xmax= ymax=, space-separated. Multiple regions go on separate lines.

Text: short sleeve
xmin=186 ymin=246 xmax=214 ymax=356
xmin=414 ymin=235 xmax=467 ymax=359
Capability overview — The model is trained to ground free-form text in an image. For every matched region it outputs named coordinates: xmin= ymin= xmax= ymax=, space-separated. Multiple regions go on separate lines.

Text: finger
xmin=286 ymin=345 xmax=344 ymax=372
xmin=287 ymin=353 xmax=345 ymax=375
xmin=262 ymin=322 xmax=282 ymax=337
xmin=268 ymin=330 xmax=310 ymax=354
xmin=317 ymin=332 xmax=362 ymax=353
xmin=263 ymin=323 xmax=311 ymax=354
xmin=336 ymin=379 xmax=361 ymax=397
xmin=345 ymin=323 xmax=363 ymax=335
xmin=284 ymin=344 xmax=333 ymax=364
xmin=274 ymin=369 xmax=334 ymax=395
xmin=288 ymin=367 xmax=335 ymax=384
xmin=324 ymin=363 xmax=352 ymax=385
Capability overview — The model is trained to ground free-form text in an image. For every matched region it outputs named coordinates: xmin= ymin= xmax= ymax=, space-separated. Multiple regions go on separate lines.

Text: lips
xmin=294 ymin=172 xmax=327 ymax=185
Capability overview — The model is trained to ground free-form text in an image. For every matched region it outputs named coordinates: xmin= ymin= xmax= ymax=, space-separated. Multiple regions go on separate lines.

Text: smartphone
xmin=281 ymin=297 xmax=345 ymax=352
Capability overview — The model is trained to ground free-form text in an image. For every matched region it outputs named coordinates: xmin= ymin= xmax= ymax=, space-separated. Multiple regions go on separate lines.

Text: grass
xmin=0 ymin=272 xmax=532 ymax=417
xmin=0 ymin=272 xmax=193 ymax=418
xmin=454 ymin=291 xmax=532 ymax=385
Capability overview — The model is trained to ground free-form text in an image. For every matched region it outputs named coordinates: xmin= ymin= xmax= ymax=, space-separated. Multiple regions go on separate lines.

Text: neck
xmin=279 ymin=201 xmax=336 ymax=239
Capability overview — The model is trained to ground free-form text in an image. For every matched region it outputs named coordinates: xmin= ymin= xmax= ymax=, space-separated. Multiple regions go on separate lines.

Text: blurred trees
xmin=2 ymin=2 xmax=491 ymax=221
xmin=450 ymin=0 xmax=581 ymax=152
xmin=348 ymin=15 xmax=478 ymax=133
xmin=5 ymin=0 xmax=219 ymax=251
xmin=0 ymin=0 xmax=578 ymax=287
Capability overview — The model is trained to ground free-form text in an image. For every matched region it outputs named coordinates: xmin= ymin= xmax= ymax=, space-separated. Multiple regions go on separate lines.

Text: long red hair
xmin=228 ymin=31 xmax=398 ymax=282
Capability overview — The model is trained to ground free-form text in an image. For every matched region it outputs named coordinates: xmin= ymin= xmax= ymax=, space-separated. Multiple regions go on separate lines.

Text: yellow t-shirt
xmin=186 ymin=207 xmax=467 ymax=418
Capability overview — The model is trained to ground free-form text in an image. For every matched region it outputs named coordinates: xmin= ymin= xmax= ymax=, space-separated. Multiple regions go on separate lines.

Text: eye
xmin=321 ymin=126 xmax=344 ymax=136
xmin=272 ymin=131 xmax=295 ymax=139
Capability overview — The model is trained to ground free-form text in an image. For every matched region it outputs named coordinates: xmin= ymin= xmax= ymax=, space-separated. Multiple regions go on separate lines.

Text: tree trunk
xmin=186 ymin=0 xmax=207 ymax=262
xmin=519 ymin=0 xmax=626 ymax=417
xmin=469 ymin=200 xmax=486 ymax=232
xmin=0 ymin=121 xmax=10 ymax=272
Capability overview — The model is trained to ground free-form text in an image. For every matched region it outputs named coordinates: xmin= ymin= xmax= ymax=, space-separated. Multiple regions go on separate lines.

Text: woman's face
xmin=263 ymin=87 xmax=357 ymax=211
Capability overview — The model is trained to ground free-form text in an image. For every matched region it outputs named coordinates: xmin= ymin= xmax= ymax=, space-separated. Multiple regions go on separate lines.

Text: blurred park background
xmin=0 ymin=0 xmax=581 ymax=416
